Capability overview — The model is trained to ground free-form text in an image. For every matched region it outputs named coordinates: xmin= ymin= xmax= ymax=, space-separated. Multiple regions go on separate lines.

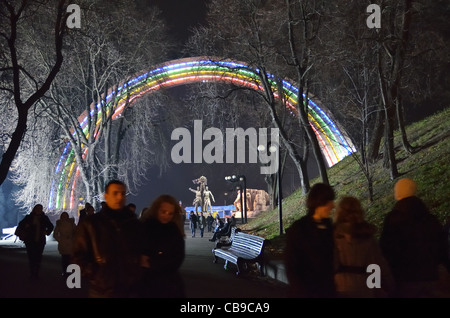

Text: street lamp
xmin=224 ymin=174 xmax=247 ymax=224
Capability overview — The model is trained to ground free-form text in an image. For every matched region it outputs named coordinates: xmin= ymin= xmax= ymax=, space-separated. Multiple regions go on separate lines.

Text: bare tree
xmin=185 ymin=0 xmax=334 ymax=194
xmin=9 ymin=0 xmax=175 ymax=210
xmin=312 ymin=0 xmax=382 ymax=201
xmin=283 ymin=0 xmax=330 ymax=186
xmin=40 ymin=1 xmax=173 ymax=209
xmin=0 ymin=0 xmax=69 ymax=186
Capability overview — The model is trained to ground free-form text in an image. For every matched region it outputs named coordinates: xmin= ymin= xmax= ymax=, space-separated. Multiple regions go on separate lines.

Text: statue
xmin=203 ymin=186 xmax=215 ymax=214
xmin=192 ymin=176 xmax=207 ymax=193
xmin=189 ymin=176 xmax=209 ymax=212
xmin=189 ymin=186 xmax=202 ymax=213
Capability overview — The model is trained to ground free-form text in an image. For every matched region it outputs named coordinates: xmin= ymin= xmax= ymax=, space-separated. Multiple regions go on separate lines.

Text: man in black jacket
xmin=284 ymin=183 xmax=336 ymax=298
xmin=380 ymin=178 xmax=450 ymax=297
xmin=16 ymin=204 xmax=54 ymax=280
xmin=73 ymin=180 xmax=143 ymax=297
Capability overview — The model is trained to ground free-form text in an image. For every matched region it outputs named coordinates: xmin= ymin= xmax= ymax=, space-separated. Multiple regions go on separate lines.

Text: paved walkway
xmin=0 ymin=224 xmax=288 ymax=298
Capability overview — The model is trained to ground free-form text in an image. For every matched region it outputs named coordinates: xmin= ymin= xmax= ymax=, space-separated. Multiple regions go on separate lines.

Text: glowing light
xmin=48 ymin=57 xmax=355 ymax=211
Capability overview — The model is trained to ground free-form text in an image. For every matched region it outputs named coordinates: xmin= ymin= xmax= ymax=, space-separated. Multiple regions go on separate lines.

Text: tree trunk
xmin=0 ymin=0 xmax=67 ymax=186
xmin=285 ymin=0 xmax=329 ymax=186
xmin=396 ymin=96 xmax=415 ymax=154
xmin=0 ymin=107 xmax=27 ymax=185
xmin=367 ymin=105 xmax=384 ymax=163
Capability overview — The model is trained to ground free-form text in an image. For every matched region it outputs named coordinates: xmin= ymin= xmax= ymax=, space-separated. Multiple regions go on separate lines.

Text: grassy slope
xmin=241 ymin=107 xmax=450 ymax=254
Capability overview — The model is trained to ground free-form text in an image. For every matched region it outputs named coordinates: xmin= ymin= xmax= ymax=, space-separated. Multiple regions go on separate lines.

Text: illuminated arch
xmin=48 ymin=57 xmax=355 ymax=211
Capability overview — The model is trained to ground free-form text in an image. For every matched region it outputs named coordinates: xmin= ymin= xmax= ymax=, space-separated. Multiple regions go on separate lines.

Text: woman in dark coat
xmin=140 ymin=194 xmax=186 ymax=298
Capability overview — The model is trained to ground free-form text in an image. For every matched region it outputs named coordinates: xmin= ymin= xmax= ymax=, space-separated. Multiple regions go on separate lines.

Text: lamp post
xmin=225 ymin=174 xmax=247 ymax=224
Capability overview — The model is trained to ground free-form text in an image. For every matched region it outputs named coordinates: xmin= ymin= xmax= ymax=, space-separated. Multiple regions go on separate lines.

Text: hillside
xmin=241 ymin=107 xmax=450 ymax=254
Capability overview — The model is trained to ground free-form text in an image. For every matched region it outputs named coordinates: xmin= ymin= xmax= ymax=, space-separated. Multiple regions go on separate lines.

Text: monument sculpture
xmin=188 ymin=186 xmax=203 ymax=213
xmin=189 ymin=176 xmax=213 ymax=213
xmin=203 ymin=186 xmax=215 ymax=213
xmin=234 ymin=188 xmax=270 ymax=217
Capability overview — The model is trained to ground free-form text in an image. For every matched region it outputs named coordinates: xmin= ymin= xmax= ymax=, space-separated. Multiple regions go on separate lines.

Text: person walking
xmin=139 ymin=194 xmax=186 ymax=298
xmin=53 ymin=211 xmax=76 ymax=277
xmin=284 ymin=183 xmax=336 ymax=298
xmin=198 ymin=212 xmax=206 ymax=238
xmin=333 ymin=196 xmax=395 ymax=298
xmin=72 ymin=180 xmax=143 ymax=298
xmin=15 ymin=204 xmax=54 ymax=280
xmin=206 ymin=212 xmax=214 ymax=232
xmin=189 ymin=211 xmax=198 ymax=238
xmin=379 ymin=178 xmax=450 ymax=297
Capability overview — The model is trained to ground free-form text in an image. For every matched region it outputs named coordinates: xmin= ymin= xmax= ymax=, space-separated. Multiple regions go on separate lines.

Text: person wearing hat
xmin=380 ymin=178 xmax=450 ymax=297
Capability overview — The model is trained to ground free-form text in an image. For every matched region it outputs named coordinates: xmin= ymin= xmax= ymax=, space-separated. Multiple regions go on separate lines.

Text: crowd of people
xmin=16 ymin=180 xmax=187 ymax=298
xmin=187 ymin=210 xmax=236 ymax=241
xmin=284 ymin=178 xmax=450 ymax=298
xmin=14 ymin=177 xmax=450 ymax=298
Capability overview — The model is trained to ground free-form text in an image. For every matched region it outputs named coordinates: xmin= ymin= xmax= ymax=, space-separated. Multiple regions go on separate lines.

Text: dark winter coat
xmin=189 ymin=213 xmax=198 ymax=229
xmin=16 ymin=212 xmax=54 ymax=244
xmin=72 ymin=206 xmax=144 ymax=298
xmin=53 ymin=216 xmax=76 ymax=255
xmin=334 ymin=221 xmax=395 ymax=297
xmin=140 ymin=217 xmax=185 ymax=298
xmin=380 ymin=196 xmax=448 ymax=283
xmin=284 ymin=215 xmax=335 ymax=298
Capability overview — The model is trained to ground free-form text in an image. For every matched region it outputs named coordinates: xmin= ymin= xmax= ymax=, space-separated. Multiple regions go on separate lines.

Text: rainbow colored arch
xmin=48 ymin=57 xmax=355 ymax=211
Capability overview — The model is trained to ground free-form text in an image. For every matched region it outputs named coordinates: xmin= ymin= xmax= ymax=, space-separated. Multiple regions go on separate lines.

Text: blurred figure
xmin=139 ymin=207 xmax=148 ymax=219
xmin=189 ymin=211 xmax=197 ymax=237
xmin=380 ymin=178 xmax=450 ymax=297
xmin=230 ymin=214 xmax=237 ymax=227
xmin=333 ymin=196 xmax=394 ymax=297
xmin=139 ymin=194 xmax=185 ymax=298
xmin=78 ymin=202 xmax=92 ymax=224
xmin=209 ymin=217 xmax=231 ymax=242
xmin=284 ymin=183 xmax=336 ymax=298
xmin=15 ymin=204 xmax=54 ymax=280
xmin=86 ymin=204 xmax=95 ymax=217
xmin=206 ymin=212 xmax=214 ymax=232
xmin=53 ymin=212 xmax=76 ymax=277
xmin=198 ymin=212 xmax=206 ymax=238
xmin=127 ymin=203 xmax=137 ymax=217
xmin=73 ymin=180 xmax=143 ymax=298
xmin=213 ymin=214 xmax=224 ymax=231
